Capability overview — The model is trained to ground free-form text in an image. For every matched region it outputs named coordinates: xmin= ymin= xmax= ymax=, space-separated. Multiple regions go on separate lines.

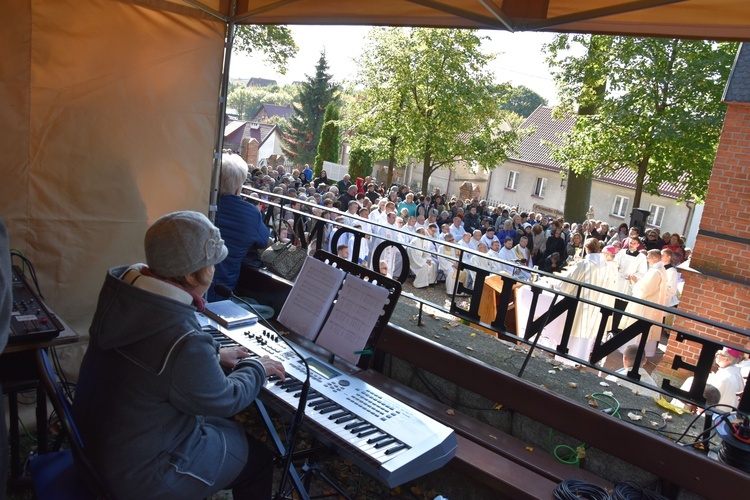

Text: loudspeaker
xmin=630 ymin=208 xmax=650 ymax=234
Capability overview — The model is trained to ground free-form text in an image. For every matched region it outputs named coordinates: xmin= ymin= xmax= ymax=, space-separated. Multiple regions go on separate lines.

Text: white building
xmin=485 ymin=106 xmax=698 ymax=236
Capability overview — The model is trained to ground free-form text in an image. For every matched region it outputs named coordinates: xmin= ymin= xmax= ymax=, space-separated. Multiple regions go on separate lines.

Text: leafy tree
xmin=348 ymin=28 xmax=524 ymax=193
xmin=313 ymin=102 xmax=341 ymax=177
xmin=227 ymin=84 xmax=298 ymax=120
xmin=497 ymin=84 xmax=548 ymax=117
xmin=346 ymin=33 xmax=411 ymax=186
xmin=233 ymin=25 xmax=297 ymax=74
xmin=266 ymin=115 xmax=290 ymax=134
xmin=348 ymin=147 xmax=374 ymax=180
xmin=284 ymin=52 xmax=339 ymax=165
xmin=547 ymin=35 xmax=737 ymax=208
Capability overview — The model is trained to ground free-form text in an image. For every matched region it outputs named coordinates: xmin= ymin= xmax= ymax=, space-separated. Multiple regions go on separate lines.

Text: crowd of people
xmin=232 ymin=159 xmax=748 ymax=408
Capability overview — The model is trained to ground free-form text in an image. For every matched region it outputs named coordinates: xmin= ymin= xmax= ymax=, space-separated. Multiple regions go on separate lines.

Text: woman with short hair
xmin=74 ymin=211 xmax=285 ymax=499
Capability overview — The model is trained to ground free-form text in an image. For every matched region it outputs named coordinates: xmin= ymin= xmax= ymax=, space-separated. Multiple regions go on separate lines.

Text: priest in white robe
xmin=560 ymin=238 xmax=619 ymax=361
xmin=408 ymin=227 xmax=438 ymax=288
xmin=438 ymin=234 xmax=460 ymax=295
xmin=623 ymin=250 xmax=667 ymax=357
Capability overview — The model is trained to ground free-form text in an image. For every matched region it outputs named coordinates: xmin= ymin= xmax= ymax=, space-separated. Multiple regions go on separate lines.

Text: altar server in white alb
xmin=408 ymin=226 xmax=437 ymax=288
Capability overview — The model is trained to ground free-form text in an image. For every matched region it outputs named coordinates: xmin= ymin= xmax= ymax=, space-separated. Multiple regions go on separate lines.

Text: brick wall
xmin=662 ymin=102 xmax=750 ymax=374
xmin=241 ymin=137 xmax=259 ymax=166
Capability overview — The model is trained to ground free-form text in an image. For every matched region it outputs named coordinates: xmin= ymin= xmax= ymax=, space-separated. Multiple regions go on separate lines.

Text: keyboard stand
xmin=254 ymin=398 xmax=310 ymax=500
xmin=257 ymin=397 xmax=354 ymax=500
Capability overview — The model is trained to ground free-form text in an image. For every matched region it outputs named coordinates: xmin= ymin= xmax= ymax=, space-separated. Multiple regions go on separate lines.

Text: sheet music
xmin=278 ymin=256 xmax=346 ymax=340
xmin=315 ymin=274 xmax=390 ymax=365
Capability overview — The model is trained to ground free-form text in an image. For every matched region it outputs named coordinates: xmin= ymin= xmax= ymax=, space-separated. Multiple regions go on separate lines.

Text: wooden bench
xmin=238 ymin=265 xmax=750 ymax=499
xmin=360 ymin=345 xmax=612 ymax=498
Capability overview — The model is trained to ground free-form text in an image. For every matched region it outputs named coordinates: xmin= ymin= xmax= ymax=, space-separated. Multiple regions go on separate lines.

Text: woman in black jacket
xmin=544 ymin=226 xmax=567 ymax=261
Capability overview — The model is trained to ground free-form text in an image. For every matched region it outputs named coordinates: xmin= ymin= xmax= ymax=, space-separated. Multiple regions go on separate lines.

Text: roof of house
xmin=509 ymin=106 xmax=685 ymax=199
xmin=247 ymin=77 xmax=277 ymax=87
xmin=256 ymin=104 xmax=294 ymax=120
xmin=224 ymin=121 xmax=279 ymax=147
xmin=724 ymin=43 xmax=750 ymax=103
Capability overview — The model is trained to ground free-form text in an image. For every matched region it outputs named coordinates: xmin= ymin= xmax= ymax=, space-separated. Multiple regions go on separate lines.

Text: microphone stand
xmin=214 ymin=286 xmax=311 ymax=499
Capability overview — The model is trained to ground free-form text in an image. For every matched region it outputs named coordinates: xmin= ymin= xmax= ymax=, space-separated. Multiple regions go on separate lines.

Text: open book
xmin=277 ymin=256 xmax=390 ymax=365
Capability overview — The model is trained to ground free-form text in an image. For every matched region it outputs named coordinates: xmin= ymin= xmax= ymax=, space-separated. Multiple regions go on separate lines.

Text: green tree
xmin=233 ymin=25 xmax=297 ymax=74
xmin=547 ymin=35 xmax=737 ymax=208
xmin=227 ymin=84 xmax=298 ymax=120
xmin=348 ymin=147 xmax=374 ymax=180
xmin=346 ymin=32 xmax=411 ymax=186
xmin=349 ymin=28 xmax=524 ymax=193
xmin=284 ymin=52 xmax=339 ymax=165
xmin=313 ymin=102 xmax=341 ymax=177
xmin=497 ymin=84 xmax=548 ymax=117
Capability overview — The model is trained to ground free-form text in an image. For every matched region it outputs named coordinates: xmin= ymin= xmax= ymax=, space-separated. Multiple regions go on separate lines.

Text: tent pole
xmin=209 ymin=3 xmax=237 ymax=222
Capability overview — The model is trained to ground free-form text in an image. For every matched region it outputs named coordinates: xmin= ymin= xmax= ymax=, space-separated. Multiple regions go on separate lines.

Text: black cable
xmin=615 ymin=408 xmax=668 ymax=431
xmin=611 ymin=481 xmax=668 ymax=500
xmin=674 ymin=405 xmax=734 ymax=445
xmin=553 ymin=479 xmax=609 ymax=500
xmin=10 ymin=250 xmax=45 ymax=300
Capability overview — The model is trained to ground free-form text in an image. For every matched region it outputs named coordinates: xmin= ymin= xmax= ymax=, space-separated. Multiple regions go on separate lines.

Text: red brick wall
xmin=663 ymin=102 xmax=750 ymax=374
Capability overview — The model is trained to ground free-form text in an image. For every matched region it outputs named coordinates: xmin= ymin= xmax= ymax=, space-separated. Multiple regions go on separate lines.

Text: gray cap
xmin=145 ymin=211 xmax=228 ymax=278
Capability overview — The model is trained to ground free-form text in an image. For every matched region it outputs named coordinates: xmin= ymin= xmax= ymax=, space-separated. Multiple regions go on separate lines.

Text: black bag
xmin=261 ymin=241 xmax=307 ymax=281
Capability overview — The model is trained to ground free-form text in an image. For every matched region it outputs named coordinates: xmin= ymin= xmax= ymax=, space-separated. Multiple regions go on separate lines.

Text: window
xmin=612 ymin=195 xmax=629 ymax=218
xmin=648 ymin=204 xmax=665 ymax=227
xmin=533 ymin=177 xmax=547 ymax=198
xmin=506 ymin=171 xmax=519 ymax=190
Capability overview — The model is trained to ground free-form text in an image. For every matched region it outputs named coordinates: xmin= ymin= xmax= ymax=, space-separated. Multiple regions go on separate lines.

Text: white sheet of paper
xmin=277 ymin=256 xmax=345 ymax=340
xmin=315 ymin=274 xmax=390 ymax=364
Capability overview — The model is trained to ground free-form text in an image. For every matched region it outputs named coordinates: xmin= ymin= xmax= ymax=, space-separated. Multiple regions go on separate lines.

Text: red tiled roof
xmin=510 ymin=106 xmax=685 ymax=200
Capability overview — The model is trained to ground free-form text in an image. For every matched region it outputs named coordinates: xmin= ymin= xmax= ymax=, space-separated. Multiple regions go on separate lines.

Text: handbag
xmin=261 ymin=241 xmax=307 ymax=281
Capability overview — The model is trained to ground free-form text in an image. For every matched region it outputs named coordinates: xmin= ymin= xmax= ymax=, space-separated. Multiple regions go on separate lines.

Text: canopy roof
xmin=174 ymin=0 xmax=750 ymax=41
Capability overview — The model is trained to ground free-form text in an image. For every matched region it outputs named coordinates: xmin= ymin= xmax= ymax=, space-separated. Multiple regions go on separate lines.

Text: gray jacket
xmin=74 ymin=266 xmax=266 ymax=499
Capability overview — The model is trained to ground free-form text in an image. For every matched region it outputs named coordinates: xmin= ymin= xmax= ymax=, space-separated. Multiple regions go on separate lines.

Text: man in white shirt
xmin=449 ymin=217 xmax=466 ymax=241
xmin=496 ymin=237 xmax=518 ymax=276
xmin=480 ymin=227 xmax=500 ymax=250
xmin=469 ymin=230 xmax=483 ymax=251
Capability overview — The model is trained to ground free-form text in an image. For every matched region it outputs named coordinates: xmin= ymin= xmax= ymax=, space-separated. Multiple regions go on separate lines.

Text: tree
xmin=227 ymin=84 xmax=298 ymax=120
xmin=547 ymin=35 xmax=737 ymax=209
xmin=313 ymin=102 xmax=341 ymax=176
xmin=348 ymin=147 xmax=374 ymax=180
xmin=349 ymin=28 xmax=524 ymax=193
xmin=497 ymin=84 xmax=548 ymax=117
xmin=233 ymin=26 xmax=297 ymax=74
xmin=346 ymin=31 xmax=411 ymax=187
xmin=284 ymin=52 xmax=339 ymax=165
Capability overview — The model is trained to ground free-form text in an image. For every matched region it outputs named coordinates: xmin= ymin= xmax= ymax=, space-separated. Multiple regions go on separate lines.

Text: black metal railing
xmin=242 ymin=186 xmax=750 ymax=413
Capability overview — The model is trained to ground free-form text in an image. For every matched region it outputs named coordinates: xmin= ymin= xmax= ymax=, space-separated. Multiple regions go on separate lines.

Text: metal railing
xmin=242 ymin=186 xmax=750 ymax=413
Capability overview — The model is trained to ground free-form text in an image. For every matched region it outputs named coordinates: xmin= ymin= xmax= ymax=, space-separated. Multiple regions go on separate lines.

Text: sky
xmin=229 ymin=26 xmax=559 ymax=105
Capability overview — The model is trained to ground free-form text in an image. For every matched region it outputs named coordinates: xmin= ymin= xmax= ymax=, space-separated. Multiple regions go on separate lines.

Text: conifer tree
xmin=284 ymin=52 xmax=338 ymax=165
xmin=313 ymin=102 xmax=340 ymax=177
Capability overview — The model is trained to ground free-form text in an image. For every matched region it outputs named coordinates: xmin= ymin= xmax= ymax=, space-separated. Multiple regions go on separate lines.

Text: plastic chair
xmin=30 ymin=349 xmax=110 ymax=499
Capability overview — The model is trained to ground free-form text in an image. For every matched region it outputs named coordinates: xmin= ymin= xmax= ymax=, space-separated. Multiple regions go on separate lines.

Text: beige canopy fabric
xmin=191 ymin=0 xmax=750 ymax=41
xmin=1 ymin=0 xmax=749 ymax=334
xmin=1 ymin=0 xmax=225 ymax=331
